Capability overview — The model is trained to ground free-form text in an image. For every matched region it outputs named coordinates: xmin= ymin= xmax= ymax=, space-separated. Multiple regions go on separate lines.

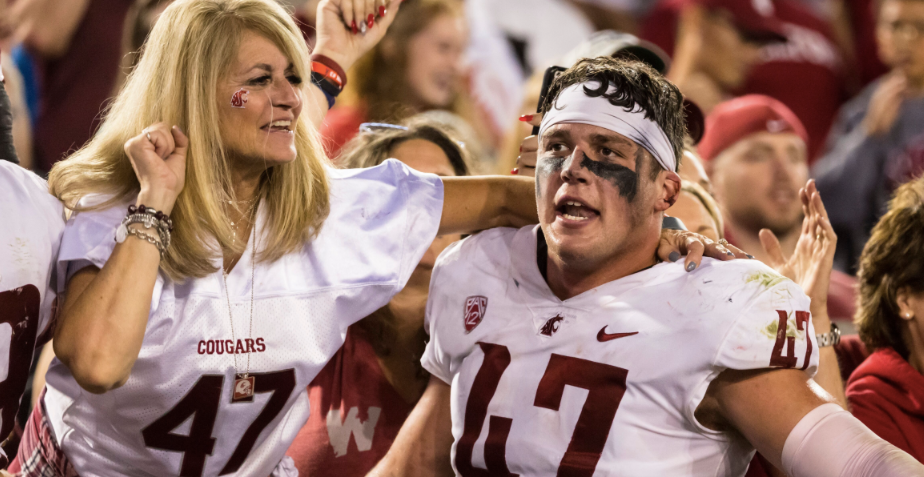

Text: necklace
xmin=228 ymin=198 xmax=259 ymax=246
xmin=221 ymin=203 xmax=258 ymax=402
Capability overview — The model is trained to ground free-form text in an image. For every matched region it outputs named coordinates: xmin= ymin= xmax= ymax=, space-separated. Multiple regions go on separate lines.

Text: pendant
xmin=232 ymin=374 xmax=255 ymax=403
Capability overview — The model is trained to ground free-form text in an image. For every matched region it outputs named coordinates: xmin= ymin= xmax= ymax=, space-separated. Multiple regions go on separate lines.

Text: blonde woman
xmin=9 ymin=1 xmax=717 ymax=476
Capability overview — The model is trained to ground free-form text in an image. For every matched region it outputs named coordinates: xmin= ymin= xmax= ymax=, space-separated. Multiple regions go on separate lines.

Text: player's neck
xmin=544 ymin=240 xmax=659 ymax=301
xmin=726 ymin=220 xmax=799 ymax=264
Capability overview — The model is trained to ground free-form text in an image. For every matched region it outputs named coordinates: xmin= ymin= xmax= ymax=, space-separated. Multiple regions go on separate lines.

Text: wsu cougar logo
xmin=463 ymin=296 xmax=488 ymax=333
xmin=230 ymin=88 xmax=249 ymax=108
xmin=539 ymin=314 xmax=565 ymax=336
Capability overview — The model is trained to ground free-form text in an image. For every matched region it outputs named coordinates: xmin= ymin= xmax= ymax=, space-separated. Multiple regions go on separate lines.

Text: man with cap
xmin=699 ymin=93 xmax=862 ymax=477
xmin=699 ymin=94 xmax=858 ymax=324
xmin=370 ymin=57 xmax=923 ymax=477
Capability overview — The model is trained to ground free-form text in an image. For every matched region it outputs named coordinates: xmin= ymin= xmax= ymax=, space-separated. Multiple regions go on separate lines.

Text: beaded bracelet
xmin=114 ymin=204 xmax=173 ymax=257
xmin=128 ymin=204 xmax=173 ymax=232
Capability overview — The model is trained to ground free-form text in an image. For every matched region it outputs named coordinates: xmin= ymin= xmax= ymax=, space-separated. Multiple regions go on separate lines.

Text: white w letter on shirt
xmin=326 ymin=407 xmax=382 ymax=457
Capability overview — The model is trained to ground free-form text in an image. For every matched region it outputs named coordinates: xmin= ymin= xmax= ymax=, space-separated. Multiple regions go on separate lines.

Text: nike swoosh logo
xmin=596 ymin=327 xmax=639 ymax=342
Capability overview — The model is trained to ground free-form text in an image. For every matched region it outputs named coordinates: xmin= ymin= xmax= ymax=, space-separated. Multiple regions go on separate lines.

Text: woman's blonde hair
xmin=49 ymin=0 xmax=330 ymax=280
xmin=680 ymin=180 xmax=724 ymax=239
xmin=855 ymin=177 xmax=924 ymax=358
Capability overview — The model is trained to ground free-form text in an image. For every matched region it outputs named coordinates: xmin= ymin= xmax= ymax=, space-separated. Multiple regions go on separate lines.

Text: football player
xmin=370 ymin=57 xmax=924 ymax=476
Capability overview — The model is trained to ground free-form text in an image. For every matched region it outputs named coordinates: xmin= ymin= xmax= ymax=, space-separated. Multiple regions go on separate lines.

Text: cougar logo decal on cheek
xmin=230 ymin=88 xmax=249 ymax=108
xmin=579 ymin=153 xmax=639 ymax=202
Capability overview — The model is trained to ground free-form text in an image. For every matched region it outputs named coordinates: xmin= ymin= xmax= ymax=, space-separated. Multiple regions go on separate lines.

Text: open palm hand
xmin=758 ymin=180 xmax=836 ymax=318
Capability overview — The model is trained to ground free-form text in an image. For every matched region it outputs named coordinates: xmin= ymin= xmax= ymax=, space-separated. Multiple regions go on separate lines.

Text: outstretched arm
xmin=439 ymin=176 xmax=537 ymax=235
xmin=708 ymin=368 xmax=924 ymax=476
xmin=367 ymin=376 xmax=455 ymax=477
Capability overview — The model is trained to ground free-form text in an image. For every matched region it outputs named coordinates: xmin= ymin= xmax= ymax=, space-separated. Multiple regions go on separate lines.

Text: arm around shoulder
xmin=439 ymin=176 xmax=537 ymax=236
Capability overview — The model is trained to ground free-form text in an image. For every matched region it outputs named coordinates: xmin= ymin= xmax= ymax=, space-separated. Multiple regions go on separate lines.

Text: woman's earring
xmin=903 ymin=312 xmax=914 ymax=320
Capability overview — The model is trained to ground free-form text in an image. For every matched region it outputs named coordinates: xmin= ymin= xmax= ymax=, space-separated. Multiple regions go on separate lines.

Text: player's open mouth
xmin=555 ymin=199 xmax=599 ymax=222
xmin=261 ymin=120 xmax=293 ymax=133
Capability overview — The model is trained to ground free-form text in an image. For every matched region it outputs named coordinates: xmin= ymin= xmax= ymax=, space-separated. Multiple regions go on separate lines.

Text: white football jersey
xmin=43 ymin=160 xmax=443 ymax=477
xmin=422 ymin=226 xmax=819 ymax=477
xmin=0 ymin=161 xmax=65 ymax=464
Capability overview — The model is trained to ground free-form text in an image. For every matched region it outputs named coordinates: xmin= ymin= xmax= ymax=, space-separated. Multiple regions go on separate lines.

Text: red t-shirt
xmin=285 ymin=325 xmax=415 ymax=476
xmin=640 ymin=0 xmax=848 ymax=162
xmin=847 ymin=347 xmax=924 ymax=462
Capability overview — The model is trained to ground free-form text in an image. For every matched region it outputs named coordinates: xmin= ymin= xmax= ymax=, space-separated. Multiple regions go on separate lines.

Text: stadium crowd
xmin=1 ymin=0 xmax=924 ymax=476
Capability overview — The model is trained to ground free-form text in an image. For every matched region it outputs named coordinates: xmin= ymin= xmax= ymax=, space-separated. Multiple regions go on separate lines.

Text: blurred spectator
xmin=113 ymin=0 xmax=174 ymax=94
xmin=848 ymin=176 xmax=924 ymax=463
xmin=566 ymin=0 xmax=647 ymax=34
xmin=1 ymin=57 xmax=17 ymax=165
xmin=699 ymin=94 xmax=857 ymax=321
xmin=320 ymin=0 xmax=468 ymax=158
xmin=0 ymin=50 xmax=31 ymax=168
xmin=843 ymin=0 xmax=891 ymax=86
xmin=640 ymin=0 xmax=786 ymax=113
xmin=642 ymin=0 xmax=849 ymax=161
xmin=814 ymin=0 xmax=924 ymax=275
xmin=678 ymin=146 xmax=713 ymax=195
xmin=285 ymin=119 xmax=470 ymax=476
xmin=672 ymin=180 xmax=722 ymax=240
xmin=404 ymin=110 xmax=488 ymax=173
xmin=10 ymin=0 xmax=133 ymax=174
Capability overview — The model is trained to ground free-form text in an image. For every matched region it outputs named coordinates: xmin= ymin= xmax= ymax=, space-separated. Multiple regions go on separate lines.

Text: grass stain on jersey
xmin=760 ymin=311 xmax=805 ymax=340
xmin=745 ymin=270 xmax=786 ymax=289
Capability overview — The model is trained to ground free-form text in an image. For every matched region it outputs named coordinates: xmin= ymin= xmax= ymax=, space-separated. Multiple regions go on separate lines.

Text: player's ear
xmin=656 ymin=171 xmax=681 ymax=212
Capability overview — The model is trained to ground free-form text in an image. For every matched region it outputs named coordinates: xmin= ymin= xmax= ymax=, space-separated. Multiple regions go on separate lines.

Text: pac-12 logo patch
xmin=463 ymin=296 xmax=488 ymax=333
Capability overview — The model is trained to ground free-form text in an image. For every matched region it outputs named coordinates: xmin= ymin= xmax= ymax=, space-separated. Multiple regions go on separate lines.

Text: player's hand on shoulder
xmin=658 ymin=229 xmax=750 ymax=272
xmin=758 ymin=179 xmax=836 ymax=318
xmin=124 ymin=123 xmax=188 ymax=215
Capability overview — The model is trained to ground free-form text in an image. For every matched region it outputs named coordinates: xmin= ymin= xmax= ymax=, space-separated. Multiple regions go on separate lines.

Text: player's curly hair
xmin=540 ymin=56 xmax=686 ymax=176
xmin=855 ymin=177 xmax=924 ymax=358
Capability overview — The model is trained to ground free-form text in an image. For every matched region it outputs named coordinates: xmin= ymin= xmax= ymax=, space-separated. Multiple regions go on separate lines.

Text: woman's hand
xmin=312 ymin=0 xmax=401 ymax=72
xmin=759 ymin=179 xmax=836 ymax=319
xmin=515 ymin=113 xmax=542 ymax=177
xmin=658 ymin=229 xmax=749 ymax=272
xmin=123 ymin=122 xmax=188 ymax=215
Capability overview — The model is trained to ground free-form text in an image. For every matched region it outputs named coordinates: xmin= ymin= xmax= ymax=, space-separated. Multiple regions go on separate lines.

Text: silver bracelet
xmin=123 ymin=227 xmax=165 ymax=258
xmin=117 ymin=213 xmax=171 ymax=249
xmin=816 ymin=322 xmax=841 ymax=348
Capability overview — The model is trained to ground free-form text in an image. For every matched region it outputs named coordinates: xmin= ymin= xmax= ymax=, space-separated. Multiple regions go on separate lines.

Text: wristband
xmin=310 ymin=54 xmax=347 ymax=88
xmin=311 ymin=61 xmax=344 ymax=90
xmin=311 ymin=71 xmax=340 ymax=109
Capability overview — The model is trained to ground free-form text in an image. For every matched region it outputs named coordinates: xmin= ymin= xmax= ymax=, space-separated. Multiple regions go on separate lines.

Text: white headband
xmin=539 ymin=81 xmax=676 ymax=172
